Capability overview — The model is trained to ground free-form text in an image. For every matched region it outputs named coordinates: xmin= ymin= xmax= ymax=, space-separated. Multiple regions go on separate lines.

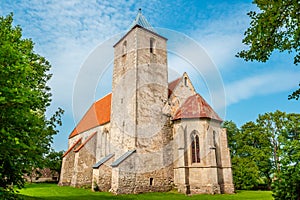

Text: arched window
xmin=122 ymin=40 xmax=127 ymax=55
xmin=184 ymin=77 xmax=188 ymax=86
xmin=191 ymin=134 xmax=200 ymax=163
xmin=150 ymin=38 xmax=155 ymax=53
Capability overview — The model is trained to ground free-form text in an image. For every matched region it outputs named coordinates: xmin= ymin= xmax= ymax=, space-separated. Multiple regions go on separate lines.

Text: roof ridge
xmin=95 ymin=92 xmax=112 ymax=103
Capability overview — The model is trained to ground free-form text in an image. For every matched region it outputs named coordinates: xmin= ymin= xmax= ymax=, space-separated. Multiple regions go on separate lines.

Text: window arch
xmin=191 ymin=133 xmax=200 ymax=163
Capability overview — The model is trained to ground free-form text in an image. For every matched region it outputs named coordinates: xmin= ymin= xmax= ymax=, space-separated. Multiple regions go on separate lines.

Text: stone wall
xmin=71 ymin=146 xmax=96 ymax=187
xmin=70 ymin=132 xmax=97 ymax=187
xmin=172 ymin=119 xmax=234 ymax=194
xmin=92 ymin=155 xmax=114 ymax=192
xmin=218 ymin=128 xmax=235 ymax=193
xmin=59 ymin=140 xmax=81 ymax=186
xmin=111 ymin=27 xmax=138 ymax=156
xmin=95 ymin=124 xmax=110 ymax=161
xmin=111 ymin=26 xmax=169 ymax=159
xmin=111 ymin=152 xmax=173 ymax=194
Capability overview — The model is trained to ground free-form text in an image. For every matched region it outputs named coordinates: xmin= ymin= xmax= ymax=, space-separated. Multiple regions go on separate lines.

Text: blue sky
xmin=1 ymin=0 xmax=299 ymax=151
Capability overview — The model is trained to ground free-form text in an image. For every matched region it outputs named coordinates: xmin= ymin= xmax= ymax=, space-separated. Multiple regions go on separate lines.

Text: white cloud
xmin=224 ymin=71 xmax=300 ymax=106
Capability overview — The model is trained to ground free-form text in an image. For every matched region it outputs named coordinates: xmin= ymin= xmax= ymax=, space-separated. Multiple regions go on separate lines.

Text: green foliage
xmin=223 ymin=120 xmax=273 ymax=190
xmin=236 ymin=0 xmax=300 ymax=100
xmin=272 ymin=113 xmax=300 ymax=200
xmin=18 ymin=183 xmax=273 ymax=200
xmin=231 ymin=157 xmax=259 ymax=190
xmin=224 ymin=111 xmax=300 ymax=198
xmin=0 ymin=13 xmax=64 ymax=197
xmin=43 ymin=150 xmax=64 ymax=176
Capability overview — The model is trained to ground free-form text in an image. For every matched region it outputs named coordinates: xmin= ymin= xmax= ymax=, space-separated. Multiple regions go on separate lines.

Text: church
xmin=59 ymin=10 xmax=234 ymax=195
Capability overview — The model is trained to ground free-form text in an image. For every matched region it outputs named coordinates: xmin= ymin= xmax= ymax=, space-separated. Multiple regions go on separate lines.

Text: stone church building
xmin=59 ymin=11 xmax=234 ymax=195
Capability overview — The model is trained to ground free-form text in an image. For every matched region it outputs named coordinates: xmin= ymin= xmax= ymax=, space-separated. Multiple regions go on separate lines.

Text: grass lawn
xmin=19 ymin=183 xmax=273 ymax=200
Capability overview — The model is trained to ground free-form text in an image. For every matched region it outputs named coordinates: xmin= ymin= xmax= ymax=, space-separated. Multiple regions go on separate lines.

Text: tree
xmin=272 ymin=113 xmax=300 ymax=200
xmin=224 ymin=111 xmax=300 ymax=192
xmin=234 ymin=121 xmax=273 ymax=190
xmin=224 ymin=112 xmax=300 ymax=198
xmin=44 ymin=150 xmax=64 ymax=180
xmin=237 ymin=0 xmax=300 ymax=100
xmin=0 ymin=13 xmax=63 ymax=198
xmin=231 ymin=156 xmax=260 ymax=190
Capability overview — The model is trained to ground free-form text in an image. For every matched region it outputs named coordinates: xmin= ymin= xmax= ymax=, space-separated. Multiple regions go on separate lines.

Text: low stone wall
xmin=71 ymin=146 xmax=96 ymax=187
xmin=93 ymin=156 xmax=114 ymax=192
xmin=59 ymin=149 xmax=77 ymax=186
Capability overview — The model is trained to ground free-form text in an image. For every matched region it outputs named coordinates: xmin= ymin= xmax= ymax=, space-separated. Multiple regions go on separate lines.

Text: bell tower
xmin=110 ymin=9 xmax=169 ymax=157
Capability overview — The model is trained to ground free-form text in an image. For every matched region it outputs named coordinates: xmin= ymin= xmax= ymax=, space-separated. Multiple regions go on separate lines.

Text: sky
xmin=1 ymin=0 xmax=299 ymax=151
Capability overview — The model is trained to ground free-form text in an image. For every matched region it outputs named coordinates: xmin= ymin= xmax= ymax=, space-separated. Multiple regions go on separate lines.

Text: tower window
xmin=150 ymin=38 xmax=155 ymax=53
xmin=150 ymin=178 xmax=153 ymax=186
xmin=191 ymin=133 xmax=200 ymax=163
xmin=122 ymin=41 xmax=127 ymax=55
xmin=184 ymin=77 xmax=188 ymax=86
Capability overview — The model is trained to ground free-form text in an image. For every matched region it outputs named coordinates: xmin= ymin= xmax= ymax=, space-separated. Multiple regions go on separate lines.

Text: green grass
xmin=18 ymin=183 xmax=273 ymax=200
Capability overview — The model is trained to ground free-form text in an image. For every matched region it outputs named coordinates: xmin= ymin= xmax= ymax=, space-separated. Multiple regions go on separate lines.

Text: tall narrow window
xmin=184 ymin=77 xmax=188 ymax=86
xmin=149 ymin=178 xmax=153 ymax=186
xmin=191 ymin=137 xmax=196 ymax=163
xmin=150 ymin=38 xmax=155 ymax=53
xmin=122 ymin=41 xmax=127 ymax=55
xmin=191 ymin=133 xmax=200 ymax=163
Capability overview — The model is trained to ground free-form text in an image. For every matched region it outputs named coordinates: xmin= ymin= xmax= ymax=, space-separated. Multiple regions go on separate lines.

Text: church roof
xmin=173 ymin=94 xmax=223 ymax=122
xmin=69 ymin=93 xmax=111 ymax=138
xmin=168 ymin=77 xmax=181 ymax=97
xmin=129 ymin=9 xmax=156 ymax=33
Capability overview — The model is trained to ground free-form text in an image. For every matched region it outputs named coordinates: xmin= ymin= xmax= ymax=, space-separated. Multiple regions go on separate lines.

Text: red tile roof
xmin=62 ymin=138 xmax=82 ymax=157
xmin=74 ymin=131 xmax=97 ymax=152
xmin=173 ymin=94 xmax=222 ymax=122
xmin=69 ymin=93 xmax=111 ymax=139
xmin=168 ymin=77 xmax=181 ymax=97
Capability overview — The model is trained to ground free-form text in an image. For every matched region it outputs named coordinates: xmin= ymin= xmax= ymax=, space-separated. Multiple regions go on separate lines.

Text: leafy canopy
xmin=237 ymin=0 xmax=300 ymax=100
xmin=223 ymin=111 xmax=300 ymax=199
xmin=0 ymin=13 xmax=63 ymax=198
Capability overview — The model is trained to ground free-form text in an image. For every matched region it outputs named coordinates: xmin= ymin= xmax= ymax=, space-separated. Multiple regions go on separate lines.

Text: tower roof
xmin=129 ymin=9 xmax=156 ymax=33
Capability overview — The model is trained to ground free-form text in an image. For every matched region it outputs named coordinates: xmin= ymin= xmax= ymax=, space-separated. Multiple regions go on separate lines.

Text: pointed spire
xmin=129 ymin=8 xmax=156 ymax=33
